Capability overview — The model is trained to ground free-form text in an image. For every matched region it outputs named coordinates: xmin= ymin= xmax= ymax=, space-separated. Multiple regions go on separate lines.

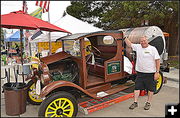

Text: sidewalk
xmin=163 ymin=67 xmax=179 ymax=82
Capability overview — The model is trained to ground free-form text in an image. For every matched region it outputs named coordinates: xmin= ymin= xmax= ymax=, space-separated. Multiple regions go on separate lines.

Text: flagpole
xmin=48 ymin=7 xmax=51 ymax=55
xmin=21 ymin=1 xmax=27 ymax=83
xmin=23 ymin=0 xmax=30 ymax=56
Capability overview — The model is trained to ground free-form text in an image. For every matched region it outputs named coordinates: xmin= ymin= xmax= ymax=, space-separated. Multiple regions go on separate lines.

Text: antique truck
xmin=26 ymin=29 xmax=168 ymax=117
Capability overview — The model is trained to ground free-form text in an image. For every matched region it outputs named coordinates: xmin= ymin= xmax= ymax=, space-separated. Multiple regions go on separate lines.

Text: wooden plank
xmin=87 ymin=75 xmax=104 ymax=87
xmin=86 ymin=83 xmax=111 ymax=94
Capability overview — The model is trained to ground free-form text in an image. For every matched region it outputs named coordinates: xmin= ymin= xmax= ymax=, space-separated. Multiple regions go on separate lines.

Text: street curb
xmin=166 ymin=77 xmax=179 ymax=82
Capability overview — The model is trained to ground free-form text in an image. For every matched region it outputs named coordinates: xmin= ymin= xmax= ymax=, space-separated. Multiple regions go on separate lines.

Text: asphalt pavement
xmin=1 ymin=67 xmax=179 ymax=117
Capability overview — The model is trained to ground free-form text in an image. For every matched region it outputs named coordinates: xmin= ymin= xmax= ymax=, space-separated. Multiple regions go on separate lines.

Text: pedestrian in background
xmin=15 ymin=43 xmax=20 ymax=56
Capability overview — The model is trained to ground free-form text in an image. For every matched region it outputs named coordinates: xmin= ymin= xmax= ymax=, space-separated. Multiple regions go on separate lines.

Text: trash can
xmin=3 ymin=82 xmax=28 ymax=116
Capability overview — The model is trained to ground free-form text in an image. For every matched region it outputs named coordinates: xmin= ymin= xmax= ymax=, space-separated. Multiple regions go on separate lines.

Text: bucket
xmin=3 ymin=82 xmax=27 ymax=116
xmin=140 ymin=90 xmax=147 ymax=96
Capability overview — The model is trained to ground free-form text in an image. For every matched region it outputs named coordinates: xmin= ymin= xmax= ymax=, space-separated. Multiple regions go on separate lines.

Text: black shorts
xmin=135 ymin=72 xmax=156 ymax=92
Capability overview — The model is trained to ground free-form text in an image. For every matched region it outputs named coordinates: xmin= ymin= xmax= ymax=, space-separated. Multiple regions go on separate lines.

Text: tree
xmin=142 ymin=1 xmax=179 ymax=56
xmin=1 ymin=28 xmax=5 ymax=47
xmin=67 ymin=1 xmax=179 ymax=56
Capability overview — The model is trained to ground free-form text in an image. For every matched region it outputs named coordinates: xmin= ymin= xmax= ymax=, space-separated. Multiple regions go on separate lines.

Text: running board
xmin=78 ymin=91 xmax=134 ymax=115
xmin=89 ymin=80 xmax=135 ymax=98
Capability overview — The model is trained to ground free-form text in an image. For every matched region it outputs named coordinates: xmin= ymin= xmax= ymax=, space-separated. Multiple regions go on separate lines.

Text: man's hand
xmin=124 ymin=37 xmax=132 ymax=47
xmin=154 ymin=72 xmax=159 ymax=80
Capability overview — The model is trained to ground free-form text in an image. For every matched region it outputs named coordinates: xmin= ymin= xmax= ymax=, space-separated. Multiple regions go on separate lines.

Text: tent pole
xmin=29 ymin=42 xmax=32 ymax=56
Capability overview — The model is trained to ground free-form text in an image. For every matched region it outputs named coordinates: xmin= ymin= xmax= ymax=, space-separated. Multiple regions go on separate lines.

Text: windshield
xmin=64 ymin=40 xmax=81 ymax=57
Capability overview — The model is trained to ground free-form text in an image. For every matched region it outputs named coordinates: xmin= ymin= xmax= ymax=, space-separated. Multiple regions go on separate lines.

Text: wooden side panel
xmin=80 ymin=38 xmax=88 ymax=89
xmin=105 ymin=40 xmax=124 ymax=82
xmin=87 ymin=63 xmax=105 ymax=78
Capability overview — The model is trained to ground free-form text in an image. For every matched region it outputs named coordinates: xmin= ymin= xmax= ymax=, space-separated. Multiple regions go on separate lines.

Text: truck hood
xmin=40 ymin=51 xmax=72 ymax=65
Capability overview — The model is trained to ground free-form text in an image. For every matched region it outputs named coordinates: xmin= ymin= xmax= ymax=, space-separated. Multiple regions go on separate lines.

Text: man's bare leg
xmin=129 ymin=90 xmax=140 ymax=109
xmin=146 ymin=91 xmax=154 ymax=103
xmin=144 ymin=91 xmax=153 ymax=110
xmin=134 ymin=90 xmax=140 ymax=102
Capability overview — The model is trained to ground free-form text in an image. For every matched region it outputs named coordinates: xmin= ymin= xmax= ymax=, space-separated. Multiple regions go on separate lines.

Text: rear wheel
xmin=154 ymin=71 xmax=163 ymax=94
xmin=27 ymin=80 xmax=43 ymax=105
xmin=38 ymin=91 xmax=78 ymax=117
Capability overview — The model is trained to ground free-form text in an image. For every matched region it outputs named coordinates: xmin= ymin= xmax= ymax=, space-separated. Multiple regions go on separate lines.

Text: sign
xmin=107 ymin=61 xmax=121 ymax=74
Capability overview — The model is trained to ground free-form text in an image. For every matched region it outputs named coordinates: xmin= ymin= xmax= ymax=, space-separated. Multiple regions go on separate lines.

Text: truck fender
xmin=39 ymin=80 xmax=98 ymax=99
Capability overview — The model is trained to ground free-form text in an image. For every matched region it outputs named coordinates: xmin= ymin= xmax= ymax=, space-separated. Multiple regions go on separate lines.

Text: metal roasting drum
xmin=119 ymin=26 xmax=166 ymax=61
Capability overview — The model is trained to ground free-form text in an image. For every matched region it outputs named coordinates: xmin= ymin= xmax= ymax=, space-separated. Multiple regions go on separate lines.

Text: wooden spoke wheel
xmin=27 ymin=80 xmax=43 ymax=105
xmin=154 ymin=71 xmax=163 ymax=94
xmin=38 ymin=91 xmax=78 ymax=117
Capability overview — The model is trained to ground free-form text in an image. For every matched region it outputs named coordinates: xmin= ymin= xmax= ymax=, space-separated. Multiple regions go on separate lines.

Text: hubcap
xmin=56 ymin=108 xmax=63 ymax=115
xmin=45 ymin=98 xmax=74 ymax=117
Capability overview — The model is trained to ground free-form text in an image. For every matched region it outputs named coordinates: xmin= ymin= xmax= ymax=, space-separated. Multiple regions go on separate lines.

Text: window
xmin=103 ymin=36 xmax=114 ymax=44
xmin=64 ymin=40 xmax=81 ymax=57
xmin=97 ymin=35 xmax=116 ymax=46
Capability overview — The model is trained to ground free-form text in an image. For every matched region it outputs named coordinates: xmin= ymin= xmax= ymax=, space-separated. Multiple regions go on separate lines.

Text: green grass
xmin=167 ymin=56 xmax=179 ymax=69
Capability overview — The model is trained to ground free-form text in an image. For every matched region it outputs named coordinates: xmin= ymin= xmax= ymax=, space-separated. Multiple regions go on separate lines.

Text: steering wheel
xmin=86 ymin=45 xmax=101 ymax=57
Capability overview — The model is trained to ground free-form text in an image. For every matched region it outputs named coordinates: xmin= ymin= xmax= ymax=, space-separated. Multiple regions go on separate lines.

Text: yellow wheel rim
xmin=156 ymin=74 xmax=162 ymax=91
xmin=45 ymin=98 xmax=74 ymax=117
xmin=28 ymin=83 xmax=43 ymax=103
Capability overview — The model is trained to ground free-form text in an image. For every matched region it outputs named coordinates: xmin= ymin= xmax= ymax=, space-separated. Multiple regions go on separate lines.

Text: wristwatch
xmin=156 ymin=71 xmax=159 ymax=73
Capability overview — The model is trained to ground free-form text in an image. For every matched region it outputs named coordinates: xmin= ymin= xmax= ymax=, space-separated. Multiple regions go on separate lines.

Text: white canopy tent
xmin=30 ymin=14 xmax=103 ymax=43
xmin=29 ymin=14 xmax=103 ymax=56
xmin=30 ymin=32 xmax=68 ymax=43
xmin=53 ymin=14 xmax=103 ymax=34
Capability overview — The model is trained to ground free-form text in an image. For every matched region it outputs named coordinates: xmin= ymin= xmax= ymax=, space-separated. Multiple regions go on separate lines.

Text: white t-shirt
xmin=131 ymin=44 xmax=160 ymax=73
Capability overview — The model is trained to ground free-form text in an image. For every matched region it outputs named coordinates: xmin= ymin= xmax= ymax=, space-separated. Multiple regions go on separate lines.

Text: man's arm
xmin=125 ymin=37 xmax=132 ymax=48
xmin=154 ymin=59 xmax=160 ymax=80
xmin=155 ymin=59 xmax=160 ymax=72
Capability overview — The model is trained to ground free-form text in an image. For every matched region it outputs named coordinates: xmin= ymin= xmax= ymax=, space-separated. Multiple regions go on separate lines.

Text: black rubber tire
xmin=38 ymin=91 xmax=78 ymax=117
xmin=26 ymin=80 xmax=43 ymax=105
xmin=154 ymin=71 xmax=163 ymax=94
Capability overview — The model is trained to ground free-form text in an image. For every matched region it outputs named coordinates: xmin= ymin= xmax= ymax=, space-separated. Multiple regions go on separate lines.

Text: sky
xmin=1 ymin=1 xmax=71 ymax=33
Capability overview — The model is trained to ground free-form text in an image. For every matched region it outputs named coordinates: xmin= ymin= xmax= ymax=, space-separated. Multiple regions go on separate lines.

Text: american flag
xmin=23 ymin=1 xmax=28 ymax=13
xmin=36 ymin=1 xmax=50 ymax=13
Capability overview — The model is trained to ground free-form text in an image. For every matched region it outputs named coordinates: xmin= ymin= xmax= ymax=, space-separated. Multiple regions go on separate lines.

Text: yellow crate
xmin=38 ymin=42 xmax=62 ymax=53
xmin=38 ymin=41 xmax=91 ymax=54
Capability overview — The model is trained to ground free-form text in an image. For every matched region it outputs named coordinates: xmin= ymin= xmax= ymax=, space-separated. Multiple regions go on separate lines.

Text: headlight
xmin=41 ymin=73 xmax=51 ymax=85
xmin=42 ymin=64 xmax=49 ymax=72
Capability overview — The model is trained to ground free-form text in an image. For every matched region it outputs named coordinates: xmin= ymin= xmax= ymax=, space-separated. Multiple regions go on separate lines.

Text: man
xmin=15 ymin=43 xmax=20 ymax=56
xmin=125 ymin=36 xmax=160 ymax=110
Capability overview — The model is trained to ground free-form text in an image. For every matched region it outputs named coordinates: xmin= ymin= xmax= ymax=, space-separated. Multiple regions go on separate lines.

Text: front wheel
xmin=38 ymin=91 xmax=78 ymax=117
xmin=154 ymin=71 xmax=163 ymax=94
xmin=27 ymin=80 xmax=43 ymax=105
